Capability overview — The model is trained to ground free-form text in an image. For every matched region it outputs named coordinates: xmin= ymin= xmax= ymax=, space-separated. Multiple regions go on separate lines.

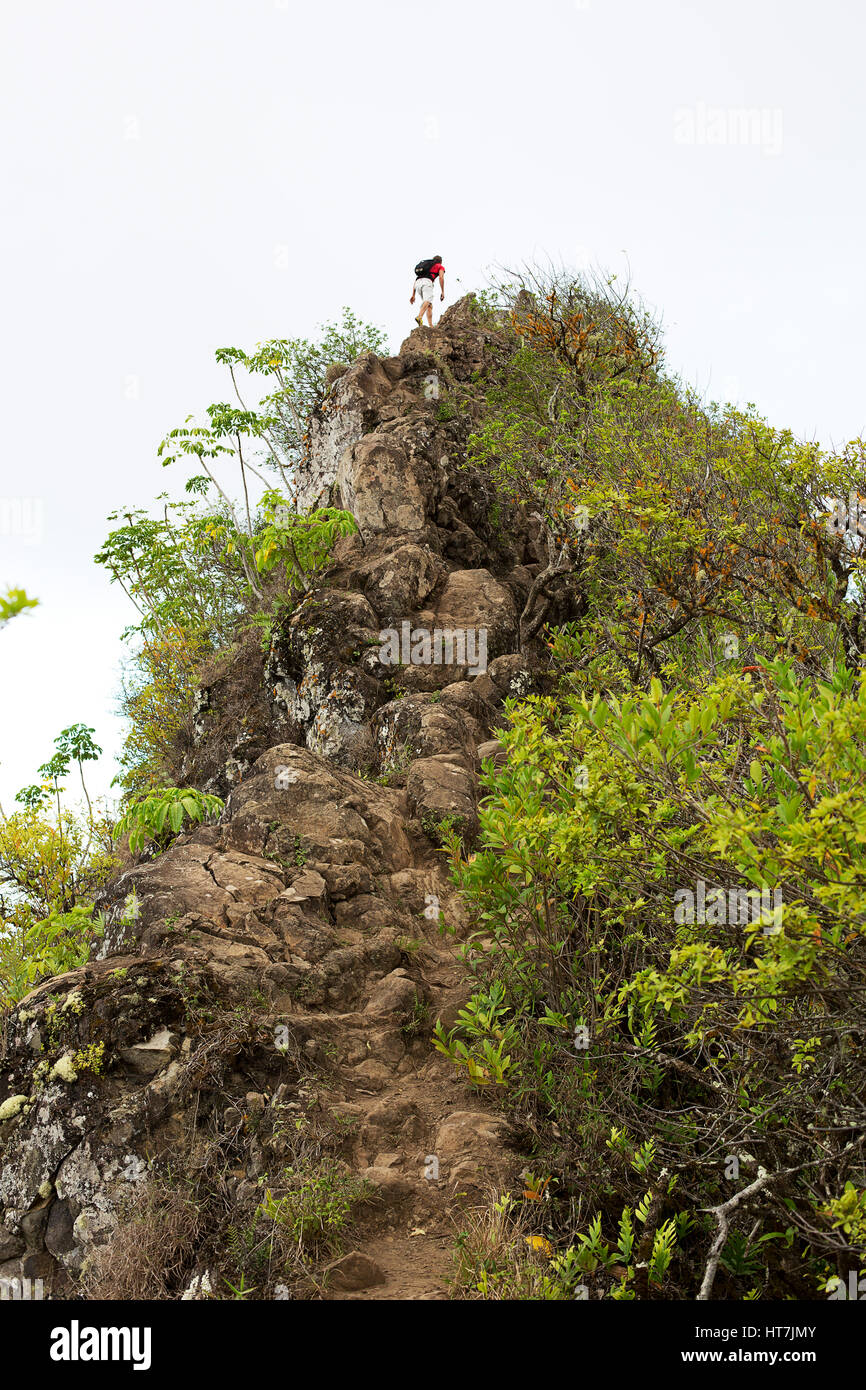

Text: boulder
xmin=338 ymin=437 xmax=429 ymax=535
xmin=118 ymin=1027 xmax=178 ymax=1077
xmin=406 ymin=755 xmax=478 ymax=845
xmin=299 ymin=352 xmax=397 ymax=512
xmin=360 ymin=545 xmax=444 ymax=625
xmin=372 ymin=696 xmax=481 ymax=772
xmin=364 ymin=969 xmax=419 ymax=1017
xmin=268 ymin=589 xmax=386 ymax=765
xmin=433 ymin=569 xmax=519 ymax=662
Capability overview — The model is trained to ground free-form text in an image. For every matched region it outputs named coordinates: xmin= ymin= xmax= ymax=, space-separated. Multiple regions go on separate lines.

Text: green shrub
xmin=114 ymin=787 xmax=224 ymax=854
xmin=441 ymin=265 xmax=866 ymax=1299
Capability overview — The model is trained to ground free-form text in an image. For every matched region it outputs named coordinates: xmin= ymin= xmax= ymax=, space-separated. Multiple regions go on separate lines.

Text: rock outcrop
xmin=0 ymin=298 xmax=545 ymax=1299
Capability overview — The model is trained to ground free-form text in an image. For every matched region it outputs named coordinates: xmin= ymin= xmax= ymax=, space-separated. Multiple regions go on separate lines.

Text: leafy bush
xmin=256 ymin=1160 xmax=366 ymax=1255
xmin=0 ymin=905 xmax=105 ymax=1008
xmin=448 ymin=655 xmax=866 ymax=1296
xmin=471 ymin=268 xmax=865 ymax=664
xmin=114 ymin=787 xmax=224 ymax=854
xmin=0 ymin=725 xmax=114 ymax=1007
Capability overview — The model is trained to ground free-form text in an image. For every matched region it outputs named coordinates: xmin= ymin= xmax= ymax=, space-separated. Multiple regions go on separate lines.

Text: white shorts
xmin=414 ymin=277 xmax=435 ymax=302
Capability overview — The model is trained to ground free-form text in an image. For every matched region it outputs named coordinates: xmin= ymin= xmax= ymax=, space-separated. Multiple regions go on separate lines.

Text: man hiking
xmin=411 ymin=255 xmax=445 ymax=328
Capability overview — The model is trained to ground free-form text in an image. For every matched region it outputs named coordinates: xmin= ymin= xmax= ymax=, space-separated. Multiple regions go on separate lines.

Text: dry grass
xmin=450 ymin=1190 xmax=571 ymax=1300
xmin=79 ymin=1181 xmax=204 ymax=1300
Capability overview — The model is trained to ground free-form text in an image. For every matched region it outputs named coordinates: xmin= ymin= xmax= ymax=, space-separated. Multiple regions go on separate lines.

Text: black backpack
xmin=414 ymin=258 xmax=437 ymax=281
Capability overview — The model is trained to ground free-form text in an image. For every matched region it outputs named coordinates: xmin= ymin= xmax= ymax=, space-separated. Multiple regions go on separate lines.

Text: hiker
xmin=411 ymin=255 xmax=445 ymax=327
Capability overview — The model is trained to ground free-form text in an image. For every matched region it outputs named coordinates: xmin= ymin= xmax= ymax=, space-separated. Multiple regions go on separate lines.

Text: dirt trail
xmin=293 ymin=925 xmax=515 ymax=1300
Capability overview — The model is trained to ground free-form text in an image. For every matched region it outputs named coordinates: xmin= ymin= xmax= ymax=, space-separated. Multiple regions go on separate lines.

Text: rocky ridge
xmin=0 ymin=297 xmax=553 ymax=1299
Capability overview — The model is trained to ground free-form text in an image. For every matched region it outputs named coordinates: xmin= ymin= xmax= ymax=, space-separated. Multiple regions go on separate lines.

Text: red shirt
xmin=429 ymin=262 xmax=444 ymax=278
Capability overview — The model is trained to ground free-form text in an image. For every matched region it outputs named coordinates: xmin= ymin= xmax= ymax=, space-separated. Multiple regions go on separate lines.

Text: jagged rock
xmin=99 ymin=846 xmax=286 ymax=954
xmin=476 ymin=739 xmax=507 ymax=770
xmin=373 ymin=1151 xmax=402 ymax=1169
xmin=362 ymin=1095 xmax=419 ymax=1134
xmin=487 ymin=653 xmax=533 ymax=699
xmin=439 ymin=677 xmax=497 ymax=720
xmin=224 ymin=745 xmax=413 ymax=869
xmin=352 ymin=1061 xmax=393 ymax=1091
xmin=316 ymin=863 xmax=372 ymax=900
xmin=356 ymin=1166 xmax=413 ymax=1199
xmin=299 ymin=353 xmax=397 ymax=514
xmin=268 ymin=589 xmax=386 ymax=766
xmin=0 ymin=1229 xmax=25 ymax=1262
xmin=324 ymin=362 xmax=349 ymax=389
xmin=359 ymin=544 xmax=445 ymax=623
xmin=279 ymin=870 xmax=328 ymax=904
xmin=44 ymin=1198 xmax=76 ymax=1259
xmin=20 ymin=1203 xmax=51 ymax=1251
xmin=372 ymin=695 xmax=481 ymax=771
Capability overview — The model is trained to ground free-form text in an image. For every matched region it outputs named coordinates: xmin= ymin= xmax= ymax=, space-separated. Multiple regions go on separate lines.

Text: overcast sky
xmin=1 ymin=0 xmax=864 ymax=812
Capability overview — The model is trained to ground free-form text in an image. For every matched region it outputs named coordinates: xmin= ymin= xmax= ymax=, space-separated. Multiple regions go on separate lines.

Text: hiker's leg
xmin=413 ymin=280 xmax=427 ymax=325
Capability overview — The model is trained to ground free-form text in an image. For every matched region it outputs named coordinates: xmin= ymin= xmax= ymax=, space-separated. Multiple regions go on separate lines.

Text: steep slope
xmin=0 ymin=298 xmax=544 ymax=1299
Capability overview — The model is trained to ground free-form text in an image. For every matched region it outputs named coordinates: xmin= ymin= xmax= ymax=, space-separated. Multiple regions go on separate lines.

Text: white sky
xmin=1 ymin=0 xmax=864 ymax=812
